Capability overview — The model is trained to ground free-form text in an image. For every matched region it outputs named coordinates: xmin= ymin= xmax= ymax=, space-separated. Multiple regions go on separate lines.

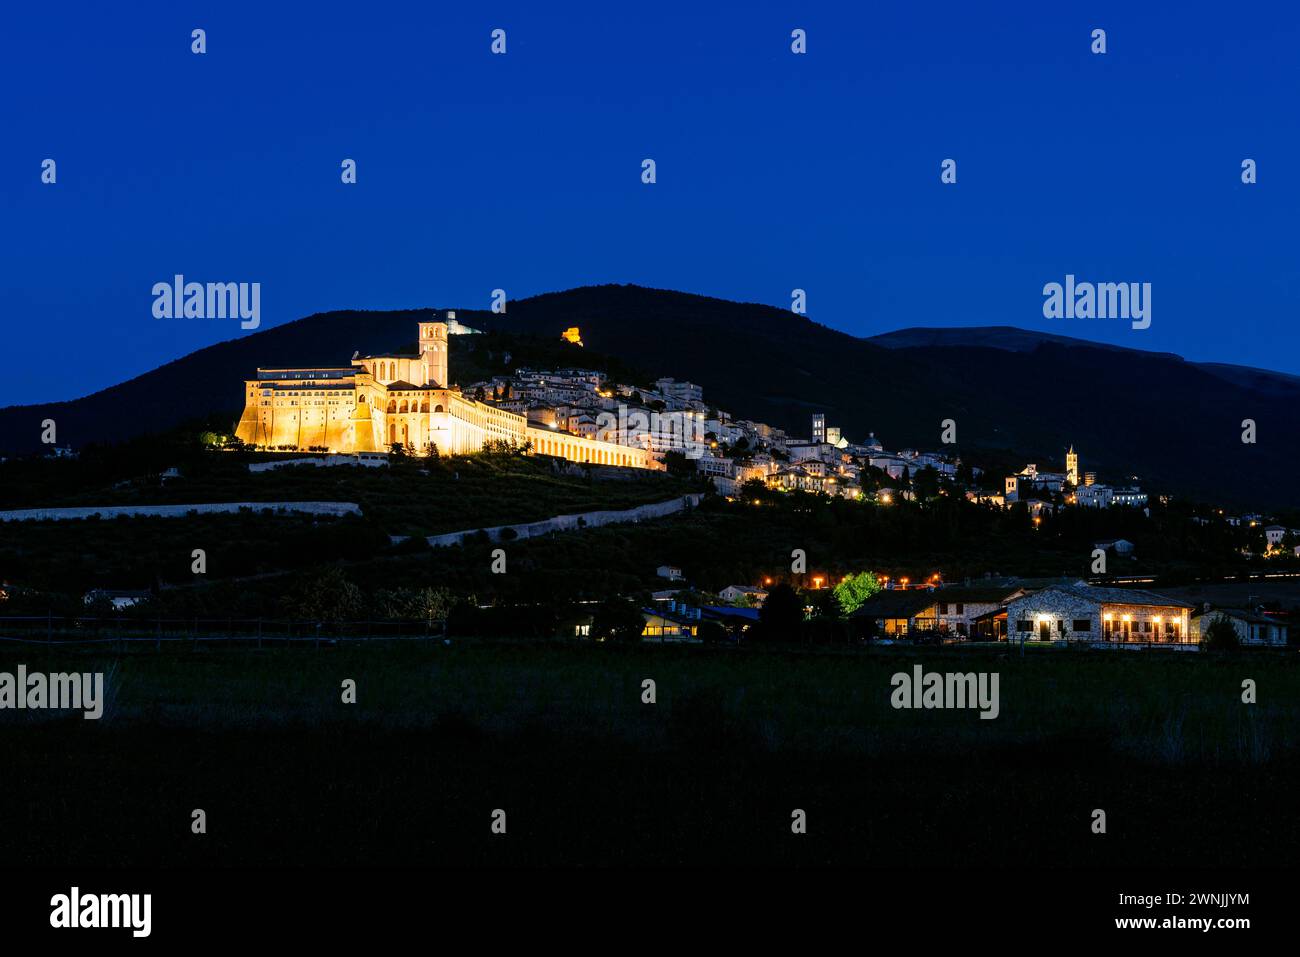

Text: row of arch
xmin=534 ymin=436 xmax=636 ymax=467
xmin=385 ymin=400 xmax=444 ymax=414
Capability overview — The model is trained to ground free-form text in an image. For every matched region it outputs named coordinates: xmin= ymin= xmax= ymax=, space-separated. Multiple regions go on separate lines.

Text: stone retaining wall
xmin=423 ymin=493 xmax=703 ymax=547
xmin=0 ymin=502 xmax=362 ymax=522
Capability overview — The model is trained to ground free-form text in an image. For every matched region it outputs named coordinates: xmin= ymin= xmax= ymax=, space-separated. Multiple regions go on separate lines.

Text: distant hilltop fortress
xmin=234 ymin=314 xmax=654 ymax=468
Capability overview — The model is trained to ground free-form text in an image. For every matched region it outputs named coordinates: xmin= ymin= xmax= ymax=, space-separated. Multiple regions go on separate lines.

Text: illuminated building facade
xmin=234 ymin=318 xmax=654 ymax=468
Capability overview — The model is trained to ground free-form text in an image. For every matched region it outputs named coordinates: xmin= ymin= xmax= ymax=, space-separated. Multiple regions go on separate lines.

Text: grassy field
xmin=2 ymin=641 xmax=1297 ymax=867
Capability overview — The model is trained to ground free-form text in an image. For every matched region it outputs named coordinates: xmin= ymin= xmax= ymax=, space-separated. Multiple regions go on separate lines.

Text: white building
xmin=1190 ymin=608 xmax=1288 ymax=646
xmin=719 ymin=585 xmax=768 ymax=604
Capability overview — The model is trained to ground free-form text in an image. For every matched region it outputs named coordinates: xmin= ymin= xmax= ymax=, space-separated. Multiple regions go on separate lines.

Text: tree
xmin=592 ymin=598 xmax=645 ymax=642
xmin=661 ymin=450 xmax=695 ymax=477
xmin=914 ymin=465 xmax=940 ymax=500
xmin=832 ymin=571 xmax=882 ymax=617
xmin=284 ymin=565 xmax=363 ymax=624
xmin=757 ymin=583 xmax=803 ymax=642
xmin=373 ymin=586 xmax=455 ymax=624
xmin=697 ymin=620 xmax=727 ymax=643
xmin=1202 ymin=614 xmax=1240 ymax=651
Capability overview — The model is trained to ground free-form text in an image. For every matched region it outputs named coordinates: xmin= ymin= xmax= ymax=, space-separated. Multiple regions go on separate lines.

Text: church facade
xmin=234 ymin=317 xmax=654 ymax=468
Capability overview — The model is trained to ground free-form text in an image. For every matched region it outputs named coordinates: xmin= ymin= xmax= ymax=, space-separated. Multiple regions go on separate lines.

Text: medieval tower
xmin=418 ymin=320 xmax=448 ymax=388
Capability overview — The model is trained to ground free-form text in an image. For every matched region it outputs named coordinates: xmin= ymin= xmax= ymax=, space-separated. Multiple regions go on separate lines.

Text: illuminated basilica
xmin=234 ymin=317 xmax=654 ymax=468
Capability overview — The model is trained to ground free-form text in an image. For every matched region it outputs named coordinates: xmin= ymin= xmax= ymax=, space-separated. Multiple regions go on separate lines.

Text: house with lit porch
xmin=1003 ymin=582 xmax=1193 ymax=644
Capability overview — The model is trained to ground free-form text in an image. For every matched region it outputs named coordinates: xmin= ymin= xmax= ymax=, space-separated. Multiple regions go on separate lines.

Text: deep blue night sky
xmin=3 ymin=1 xmax=1298 ymax=405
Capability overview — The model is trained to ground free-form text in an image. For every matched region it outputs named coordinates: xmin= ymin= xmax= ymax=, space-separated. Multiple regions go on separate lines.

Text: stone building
xmin=234 ymin=318 xmax=653 ymax=468
xmin=1004 ymin=582 xmax=1192 ymax=644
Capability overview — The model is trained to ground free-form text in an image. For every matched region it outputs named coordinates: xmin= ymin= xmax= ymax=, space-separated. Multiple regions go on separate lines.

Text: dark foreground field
xmin=2 ymin=641 xmax=1297 ymax=868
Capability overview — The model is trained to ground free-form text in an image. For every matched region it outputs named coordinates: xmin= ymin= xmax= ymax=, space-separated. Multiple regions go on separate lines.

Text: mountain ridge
xmin=0 ymin=284 xmax=1292 ymax=508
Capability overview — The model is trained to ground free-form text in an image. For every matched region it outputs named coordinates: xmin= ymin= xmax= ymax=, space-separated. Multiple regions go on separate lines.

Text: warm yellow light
xmin=1152 ymin=616 xmax=1161 ymax=623
xmin=1122 ymin=614 xmax=1131 ymax=622
xmin=1037 ymin=614 xmax=1049 ymax=623
xmin=1103 ymin=613 xmax=1113 ymax=621
xmin=812 ymin=576 xmax=824 ymax=589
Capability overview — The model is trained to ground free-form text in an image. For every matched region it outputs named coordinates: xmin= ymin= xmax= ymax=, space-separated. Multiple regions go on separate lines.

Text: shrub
xmin=1202 ymin=614 xmax=1240 ymax=651
xmin=592 ymin=598 xmax=645 ymax=642
xmin=697 ymin=620 xmax=727 ymax=643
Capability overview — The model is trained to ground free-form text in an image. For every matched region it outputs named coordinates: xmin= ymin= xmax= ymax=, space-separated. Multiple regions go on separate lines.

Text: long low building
xmin=851 ymin=585 xmax=1027 ymax=638
xmin=853 ymin=580 xmax=1197 ymax=645
xmin=234 ymin=317 xmax=654 ymax=469
xmin=1004 ymin=583 xmax=1192 ymax=644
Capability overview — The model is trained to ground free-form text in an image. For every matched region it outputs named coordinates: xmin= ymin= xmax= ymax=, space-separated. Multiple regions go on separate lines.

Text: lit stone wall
xmin=525 ymin=426 xmax=655 ymax=469
xmin=1005 ymin=588 xmax=1191 ymax=643
xmin=232 ymin=321 xmax=658 ymax=470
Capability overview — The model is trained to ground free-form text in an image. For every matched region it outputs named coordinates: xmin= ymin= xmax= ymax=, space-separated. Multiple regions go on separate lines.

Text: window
xmin=955 ymin=603 xmax=964 ymax=615
xmin=939 ymin=603 xmax=949 ymax=615
xmin=1072 ymin=619 xmax=1091 ymax=632
xmin=1016 ymin=620 xmax=1032 ymax=633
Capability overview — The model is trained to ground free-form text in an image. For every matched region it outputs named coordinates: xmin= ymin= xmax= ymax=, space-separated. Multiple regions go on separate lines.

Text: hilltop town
xmin=443 ymin=319 xmax=1298 ymax=552
xmin=4 ymin=313 xmax=1299 ymax=653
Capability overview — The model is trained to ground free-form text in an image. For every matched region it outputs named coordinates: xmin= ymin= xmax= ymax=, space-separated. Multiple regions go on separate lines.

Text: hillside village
xmin=451 ymin=325 xmax=1300 ymax=649
xmin=463 ymin=324 xmax=1298 ymax=542
xmin=5 ymin=319 xmax=1300 ymax=652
